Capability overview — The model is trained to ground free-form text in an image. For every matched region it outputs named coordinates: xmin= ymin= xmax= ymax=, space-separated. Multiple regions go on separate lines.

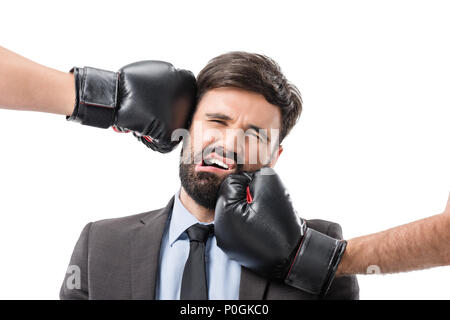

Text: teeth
xmin=205 ymin=158 xmax=229 ymax=169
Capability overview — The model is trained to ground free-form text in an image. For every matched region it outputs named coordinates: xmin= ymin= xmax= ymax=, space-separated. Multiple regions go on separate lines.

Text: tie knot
xmin=186 ymin=223 xmax=214 ymax=243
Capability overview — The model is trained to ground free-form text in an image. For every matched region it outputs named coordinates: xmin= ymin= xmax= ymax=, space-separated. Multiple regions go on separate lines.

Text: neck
xmin=179 ymin=187 xmax=215 ymax=223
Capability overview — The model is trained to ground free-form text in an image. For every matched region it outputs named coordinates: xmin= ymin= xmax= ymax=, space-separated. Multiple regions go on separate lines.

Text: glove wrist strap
xmin=284 ymin=228 xmax=347 ymax=297
xmin=66 ymin=66 xmax=119 ymax=129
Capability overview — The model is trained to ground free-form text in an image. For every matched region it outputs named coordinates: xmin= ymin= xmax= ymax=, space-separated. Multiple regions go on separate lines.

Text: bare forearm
xmin=0 ymin=46 xmax=75 ymax=116
xmin=337 ymin=207 xmax=450 ymax=276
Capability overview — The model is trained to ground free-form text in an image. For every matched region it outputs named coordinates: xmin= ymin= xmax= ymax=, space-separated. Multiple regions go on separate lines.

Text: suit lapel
xmin=129 ymin=195 xmax=269 ymax=300
xmin=239 ymin=266 xmax=269 ymax=300
xmin=131 ymin=197 xmax=174 ymax=300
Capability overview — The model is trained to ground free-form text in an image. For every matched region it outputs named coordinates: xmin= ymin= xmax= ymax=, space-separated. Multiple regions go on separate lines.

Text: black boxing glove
xmin=66 ymin=61 xmax=196 ymax=153
xmin=215 ymin=167 xmax=347 ymax=297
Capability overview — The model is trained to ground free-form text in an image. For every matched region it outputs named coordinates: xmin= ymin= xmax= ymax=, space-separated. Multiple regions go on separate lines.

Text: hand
xmin=215 ymin=167 xmax=346 ymax=295
xmin=67 ymin=61 xmax=196 ymax=153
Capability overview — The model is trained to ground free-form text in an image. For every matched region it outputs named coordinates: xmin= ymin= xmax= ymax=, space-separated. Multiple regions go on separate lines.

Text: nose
xmin=220 ymin=128 xmax=246 ymax=165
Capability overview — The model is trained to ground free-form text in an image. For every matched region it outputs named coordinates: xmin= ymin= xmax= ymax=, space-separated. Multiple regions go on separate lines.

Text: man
xmin=58 ymin=52 xmax=359 ymax=300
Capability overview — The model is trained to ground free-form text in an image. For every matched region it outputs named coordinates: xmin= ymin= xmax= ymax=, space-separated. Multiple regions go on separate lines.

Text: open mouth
xmin=203 ymin=158 xmax=230 ymax=170
xmin=195 ymin=153 xmax=236 ymax=173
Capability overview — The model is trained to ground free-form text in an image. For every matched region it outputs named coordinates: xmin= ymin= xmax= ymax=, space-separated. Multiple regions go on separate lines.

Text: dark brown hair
xmin=196 ymin=51 xmax=302 ymax=142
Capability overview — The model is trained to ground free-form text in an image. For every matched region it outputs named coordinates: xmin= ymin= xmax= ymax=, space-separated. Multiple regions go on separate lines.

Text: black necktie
xmin=180 ymin=223 xmax=214 ymax=300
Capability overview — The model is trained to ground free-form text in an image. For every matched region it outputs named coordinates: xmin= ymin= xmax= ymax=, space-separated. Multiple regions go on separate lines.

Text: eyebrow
xmin=205 ymin=113 xmax=232 ymax=121
xmin=205 ymin=112 xmax=270 ymax=142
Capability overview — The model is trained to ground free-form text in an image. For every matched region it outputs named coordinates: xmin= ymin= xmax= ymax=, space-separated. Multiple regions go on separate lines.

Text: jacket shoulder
xmin=90 ymin=208 xmax=163 ymax=234
xmin=306 ymin=219 xmax=343 ymax=239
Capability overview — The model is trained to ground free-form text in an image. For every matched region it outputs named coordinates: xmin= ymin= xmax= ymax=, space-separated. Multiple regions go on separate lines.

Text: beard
xmin=179 ymin=163 xmax=223 ymax=210
xmin=179 ymin=146 xmax=243 ymax=210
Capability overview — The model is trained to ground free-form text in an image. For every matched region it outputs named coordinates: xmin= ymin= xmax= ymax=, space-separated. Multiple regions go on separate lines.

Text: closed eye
xmin=209 ymin=119 xmax=227 ymax=125
xmin=245 ymin=130 xmax=262 ymax=141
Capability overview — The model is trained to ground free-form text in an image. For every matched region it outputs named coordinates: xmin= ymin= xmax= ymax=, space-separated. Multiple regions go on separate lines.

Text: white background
xmin=0 ymin=0 xmax=449 ymax=299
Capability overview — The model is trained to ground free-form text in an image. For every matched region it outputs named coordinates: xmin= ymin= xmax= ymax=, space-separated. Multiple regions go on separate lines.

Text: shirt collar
xmin=168 ymin=188 xmax=213 ymax=247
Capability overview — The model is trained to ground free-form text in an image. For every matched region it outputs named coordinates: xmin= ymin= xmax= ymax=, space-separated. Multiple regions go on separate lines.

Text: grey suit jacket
xmin=60 ymin=197 xmax=359 ymax=300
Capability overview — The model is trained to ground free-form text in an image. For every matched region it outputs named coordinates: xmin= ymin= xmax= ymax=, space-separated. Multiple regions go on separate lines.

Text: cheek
xmin=244 ymin=138 xmax=273 ymax=167
xmin=188 ymin=123 xmax=219 ymax=155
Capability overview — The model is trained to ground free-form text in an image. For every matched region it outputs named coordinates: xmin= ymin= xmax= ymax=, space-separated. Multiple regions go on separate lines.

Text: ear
xmin=268 ymin=145 xmax=283 ymax=168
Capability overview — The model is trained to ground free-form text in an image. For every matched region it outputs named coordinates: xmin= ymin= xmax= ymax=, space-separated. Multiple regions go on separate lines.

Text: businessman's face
xmin=179 ymin=87 xmax=282 ymax=209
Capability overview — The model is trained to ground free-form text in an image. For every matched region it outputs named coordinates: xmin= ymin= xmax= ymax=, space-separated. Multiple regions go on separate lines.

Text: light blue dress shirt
xmin=155 ymin=189 xmax=242 ymax=300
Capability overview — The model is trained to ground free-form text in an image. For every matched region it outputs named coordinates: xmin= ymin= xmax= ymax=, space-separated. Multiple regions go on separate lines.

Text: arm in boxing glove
xmin=0 ymin=46 xmax=196 ymax=153
xmin=67 ymin=60 xmax=196 ymax=153
xmin=214 ymin=167 xmax=347 ymax=297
